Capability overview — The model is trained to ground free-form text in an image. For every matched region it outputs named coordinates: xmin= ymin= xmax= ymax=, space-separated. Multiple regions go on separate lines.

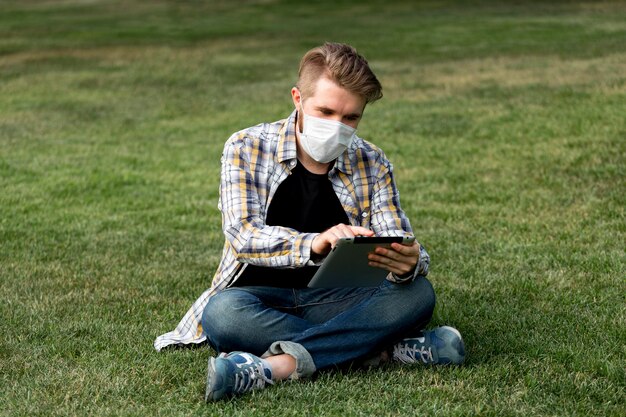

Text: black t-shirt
xmin=233 ymin=161 xmax=349 ymax=288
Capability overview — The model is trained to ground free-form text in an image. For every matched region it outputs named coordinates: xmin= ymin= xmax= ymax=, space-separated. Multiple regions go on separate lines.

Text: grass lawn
xmin=1 ymin=0 xmax=624 ymax=415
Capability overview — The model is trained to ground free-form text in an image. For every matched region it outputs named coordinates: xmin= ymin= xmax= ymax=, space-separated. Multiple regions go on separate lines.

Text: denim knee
xmin=386 ymin=276 xmax=436 ymax=330
xmin=201 ymin=289 xmax=254 ymax=352
xmin=413 ymin=276 xmax=436 ymax=325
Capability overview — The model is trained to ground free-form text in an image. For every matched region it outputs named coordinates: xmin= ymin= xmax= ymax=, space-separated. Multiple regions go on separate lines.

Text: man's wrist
xmin=304 ymin=233 xmax=325 ymax=266
xmin=391 ymin=267 xmax=417 ymax=283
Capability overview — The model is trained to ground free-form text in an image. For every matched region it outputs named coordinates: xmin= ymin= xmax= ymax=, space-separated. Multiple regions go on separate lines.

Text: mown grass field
xmin=1 ymin=0 xmax=624 ymax=415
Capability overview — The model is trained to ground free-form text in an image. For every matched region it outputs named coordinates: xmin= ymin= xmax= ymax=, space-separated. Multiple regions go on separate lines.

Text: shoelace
xmin=393 ymin=342 xmax=434 ymax=364
xmin=232 ymin=361 xmax=274 ymax=394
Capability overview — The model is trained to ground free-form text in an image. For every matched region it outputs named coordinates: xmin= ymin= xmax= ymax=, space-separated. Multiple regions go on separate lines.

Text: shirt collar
xmin=334 ymin=144 xmax=353 ymax=175
xmin=276 ymin=110 xmax=298 ymax=163
xmin=277 ymin=109 xmax=354 ymax=175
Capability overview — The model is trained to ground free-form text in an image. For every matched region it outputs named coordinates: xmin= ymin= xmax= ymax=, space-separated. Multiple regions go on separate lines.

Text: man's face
xmin=292 ymin=76 xmax=367 ymax=133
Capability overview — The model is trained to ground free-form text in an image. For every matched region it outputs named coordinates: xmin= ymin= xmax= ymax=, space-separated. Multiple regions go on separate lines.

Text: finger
xmin=368 ymin=258 xmax=413 ymax=276
xmin=347 ymin=226 xmax=374 ymax=237
xmin=368 ymin=252 xmax=404 ymax=269
xmin=326 ymin=225 xmax=354 ymax=247
xmin=334 ymin=223 xmax=356 ymax=238
xmin=370 ymin=249 xmax=417 ymax=270
xmin=373 ymin=246 xmax=410 ymax=262
xmin=390 ymin=241 xmax=420 ymax=256
xmin=326 ymin=230 xmax=343 ymax=247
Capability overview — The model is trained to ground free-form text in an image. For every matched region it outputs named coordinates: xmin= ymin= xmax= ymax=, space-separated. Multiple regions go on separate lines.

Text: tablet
xmin=307 ymin=236 xmax=415 ymax=288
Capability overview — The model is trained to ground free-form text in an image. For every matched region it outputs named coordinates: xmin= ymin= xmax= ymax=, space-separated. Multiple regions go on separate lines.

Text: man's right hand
xmin=311 ymin=224 xmax=374 ymax=257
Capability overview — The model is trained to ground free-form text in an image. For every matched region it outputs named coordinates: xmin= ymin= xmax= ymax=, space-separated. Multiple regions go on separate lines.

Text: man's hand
xmin=368 ymin=241 xmax=420 ymax=277
xmin=311 ymin=224 xmax=374 ymax=257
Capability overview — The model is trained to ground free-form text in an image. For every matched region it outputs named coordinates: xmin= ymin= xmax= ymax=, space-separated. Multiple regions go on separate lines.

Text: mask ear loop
xmin=295 ymin=89 xmax=305 ymax=134
xmin=297 ymin=89 xmax=305 ymax=113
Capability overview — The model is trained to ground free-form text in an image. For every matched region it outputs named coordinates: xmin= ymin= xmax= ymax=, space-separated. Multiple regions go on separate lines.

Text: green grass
xmin=1 ymin=0 xmax=624 ymax=415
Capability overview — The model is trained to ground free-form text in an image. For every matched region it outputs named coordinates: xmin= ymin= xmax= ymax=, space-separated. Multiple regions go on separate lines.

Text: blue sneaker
xmin=393 ymin=326 xmax=465 ymax=365
xmin=205 ymin=351 xmax=274 ymax=401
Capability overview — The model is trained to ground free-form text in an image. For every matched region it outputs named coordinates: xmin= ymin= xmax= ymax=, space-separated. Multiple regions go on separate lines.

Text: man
xmin=154 ymin=42 xmax=465 ymax=401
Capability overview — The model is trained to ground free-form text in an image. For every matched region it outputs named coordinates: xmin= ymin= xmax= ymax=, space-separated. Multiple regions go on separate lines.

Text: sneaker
xmin=393 ymin=326 xmax=465 ymax=365
xmin=205 ymin=351 xmax=274 ymax=401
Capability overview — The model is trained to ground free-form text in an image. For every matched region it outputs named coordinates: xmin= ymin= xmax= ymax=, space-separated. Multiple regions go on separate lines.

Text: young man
xmin=154 ymin=43 xmax=465 ymax=401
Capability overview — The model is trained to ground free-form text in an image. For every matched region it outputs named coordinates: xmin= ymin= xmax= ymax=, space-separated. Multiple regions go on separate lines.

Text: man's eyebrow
xmin=315 ymin=105 xmax=362 ymax=118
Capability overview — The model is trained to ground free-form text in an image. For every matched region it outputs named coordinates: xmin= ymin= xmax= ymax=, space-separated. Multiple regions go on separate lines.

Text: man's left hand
xmin=367 ymin=241 xmax=420 ymax=277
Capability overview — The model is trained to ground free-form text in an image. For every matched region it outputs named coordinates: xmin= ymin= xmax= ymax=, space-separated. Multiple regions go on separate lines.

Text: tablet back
xmin=307 ymin=236 xmax=414 ymax=288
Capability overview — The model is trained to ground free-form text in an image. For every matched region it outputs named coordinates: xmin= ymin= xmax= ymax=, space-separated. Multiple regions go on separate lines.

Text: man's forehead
xmin=309 ymin=76 xmax=350 ymax=96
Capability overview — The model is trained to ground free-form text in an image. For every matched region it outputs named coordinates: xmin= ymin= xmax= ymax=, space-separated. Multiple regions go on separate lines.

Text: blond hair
xmin=296 ymin=42 xmax=383 ymax=104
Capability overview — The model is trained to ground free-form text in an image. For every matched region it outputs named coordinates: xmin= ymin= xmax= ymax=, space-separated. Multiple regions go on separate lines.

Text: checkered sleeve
xmin=220 ymin=139 xmax=316 ymax=268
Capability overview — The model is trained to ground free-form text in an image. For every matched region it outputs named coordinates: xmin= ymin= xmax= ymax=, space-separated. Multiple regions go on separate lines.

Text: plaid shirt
xmin=154 ymin=110 xmax=430 ymax=351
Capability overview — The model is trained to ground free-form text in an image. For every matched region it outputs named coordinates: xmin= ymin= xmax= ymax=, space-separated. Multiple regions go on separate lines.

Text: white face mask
xmin=299 ymin=101 xmax=357 ymax=164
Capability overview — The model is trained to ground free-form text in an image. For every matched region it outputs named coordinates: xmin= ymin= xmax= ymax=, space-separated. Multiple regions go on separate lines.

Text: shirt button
xmin=362 ymin=212 xmax=368 ymax=218
xmin=289 ymin=161 xmax=296 ymax=167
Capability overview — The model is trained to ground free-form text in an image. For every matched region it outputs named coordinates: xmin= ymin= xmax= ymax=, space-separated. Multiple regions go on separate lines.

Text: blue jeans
xmin=201 ymin=277 xmax=435 ymax=378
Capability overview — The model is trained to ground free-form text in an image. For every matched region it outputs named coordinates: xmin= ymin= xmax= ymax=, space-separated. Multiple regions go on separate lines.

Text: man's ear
xmin=291 ymin=87 xmax=302 ymax=109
